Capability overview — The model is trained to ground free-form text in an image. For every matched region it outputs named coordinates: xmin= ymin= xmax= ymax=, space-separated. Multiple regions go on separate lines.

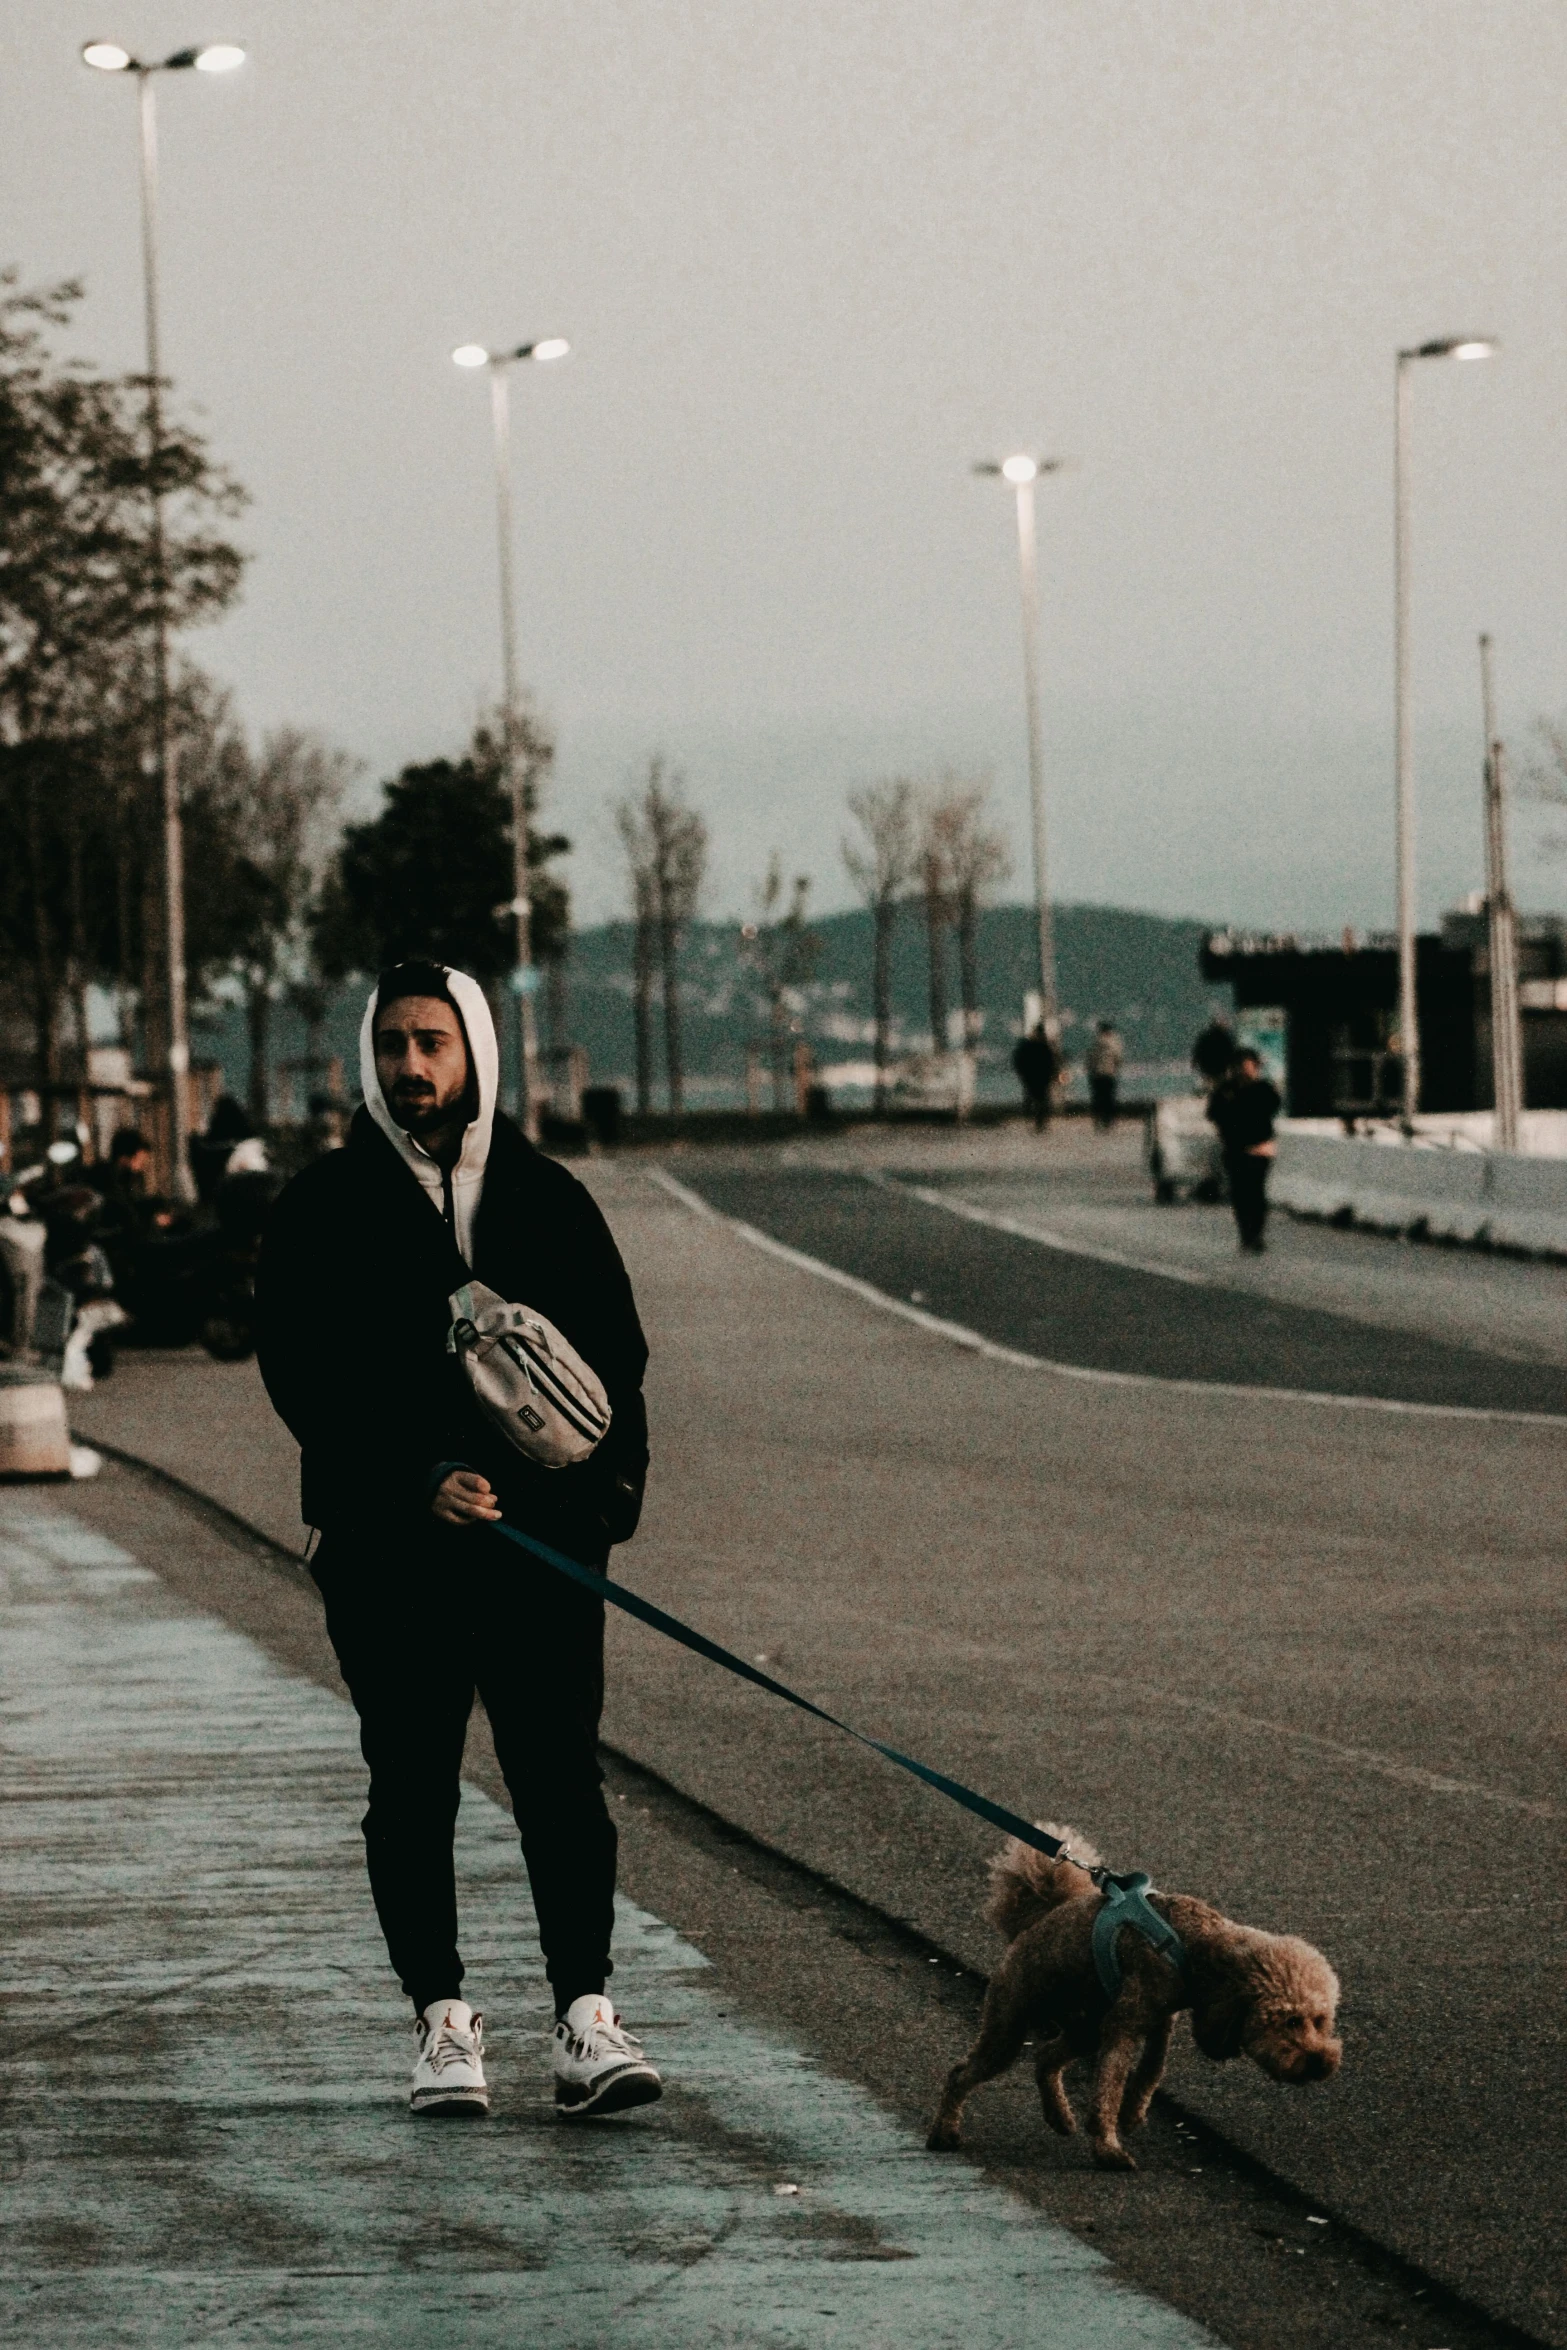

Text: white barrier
xmin=1273 ymin=1132 xmax=1567 ymax=1257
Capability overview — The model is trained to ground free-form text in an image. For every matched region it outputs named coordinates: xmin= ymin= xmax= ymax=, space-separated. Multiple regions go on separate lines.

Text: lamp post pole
xmin=975 ymin=454 xmax=1065 ymax=1023
xmin=1392 ymin=336 xmax=1496 ymax=1129
xmin=84 ymin=39 xmax=245 ymax=1194
xmin=453 ymin=337 xmax=570 ymax=1138
xmin=1479 ymin=632 xmax=1522 ymax=1151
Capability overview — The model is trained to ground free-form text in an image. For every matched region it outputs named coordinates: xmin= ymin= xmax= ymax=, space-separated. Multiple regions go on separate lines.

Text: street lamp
xmin=83 ymin=37 xmax=246 ymax=1196
xmin=1393 ymin=334 xmax=1495 ymax=1126
xmin=975 ymin=452 xmax=1066 ymax=1022
xmin=452 ymin=337 xmax=571 ymax=1135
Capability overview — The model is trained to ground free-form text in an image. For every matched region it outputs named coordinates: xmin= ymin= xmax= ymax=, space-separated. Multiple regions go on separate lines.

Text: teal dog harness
xmin=1091 ymin=1871 xmax=1189 ymax=2000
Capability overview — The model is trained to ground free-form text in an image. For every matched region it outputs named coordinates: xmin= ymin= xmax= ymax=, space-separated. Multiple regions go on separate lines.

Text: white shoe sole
xmin=554 ymin=2062 xmax=663 ymax=2119
xmin=410 ymin=2086 xmax=490 ymax=2117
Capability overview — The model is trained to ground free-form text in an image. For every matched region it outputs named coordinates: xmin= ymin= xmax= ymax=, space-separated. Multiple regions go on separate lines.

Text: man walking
xmin=1011 ymin=1021 xmax=1060 ymax=1133
xmin=1085 ymin=1020 xmax=1124 ymax=1130
xmin=1206 ymin=1045 xmax=1282 ymax=1253
xmin=255 ymin=961 xmax=659 ymax=2120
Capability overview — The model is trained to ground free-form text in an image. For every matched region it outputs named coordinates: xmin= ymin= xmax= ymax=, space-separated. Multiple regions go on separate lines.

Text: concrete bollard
xmin=0 ymin=1373 xmax=72 ymax=1479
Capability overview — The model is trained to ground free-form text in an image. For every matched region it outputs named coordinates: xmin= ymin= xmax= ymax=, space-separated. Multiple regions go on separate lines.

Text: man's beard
xmin=389 ymin=1082 xmax=458 ymax=1137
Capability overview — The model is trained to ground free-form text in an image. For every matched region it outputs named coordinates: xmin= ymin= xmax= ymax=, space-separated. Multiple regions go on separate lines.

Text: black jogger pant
xmin=314 ymin=1530 xmax=617 ymax=2019
xmin=1226 ymin=1151 xmax=1270 ymax=1246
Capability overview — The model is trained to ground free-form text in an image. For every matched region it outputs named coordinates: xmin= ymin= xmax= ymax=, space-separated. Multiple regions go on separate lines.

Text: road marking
xmin=648 ymin=1166 xmax=1567 ymax=1429
xmin=865 ymin=1171 xmax=1215 ymax=1288
xmin=651 ymin=1170 xmax=1558 ymax=1820
xmin=0 ymin=1493 xmax=1218 ymax=2348
xmin=1085 ymin=1680 xmax=1558 ymax=1821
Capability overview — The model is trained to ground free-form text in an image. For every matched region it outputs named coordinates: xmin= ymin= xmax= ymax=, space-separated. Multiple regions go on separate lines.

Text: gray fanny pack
xmin=446 ymin=1279 xmax=612 ymax=1469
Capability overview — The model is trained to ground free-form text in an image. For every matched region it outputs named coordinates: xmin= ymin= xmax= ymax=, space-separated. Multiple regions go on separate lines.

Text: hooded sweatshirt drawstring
xmin=357 ymin=968 xmax=501 ymax=1261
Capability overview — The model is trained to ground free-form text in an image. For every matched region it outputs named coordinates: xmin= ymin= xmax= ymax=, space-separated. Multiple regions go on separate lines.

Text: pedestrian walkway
xmin=0 ymin=1492 xmax=1215 ymax=2349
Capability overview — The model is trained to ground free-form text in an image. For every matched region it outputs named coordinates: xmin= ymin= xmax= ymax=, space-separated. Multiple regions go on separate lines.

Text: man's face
xmin=373 ymin=996 xmax=471 ymax=1137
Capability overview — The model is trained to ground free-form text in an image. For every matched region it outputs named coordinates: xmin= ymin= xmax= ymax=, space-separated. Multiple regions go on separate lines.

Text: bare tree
xmin=615 ymin=758 xmax=708 ymax=1114
xmin=743 ymin=856 xmax=821 ymax=1108
xmin=930 ymin=779 xmax=1011 ymax=1051
xmin=917 ymin=798 xmax=953 ymax=1058
xmin=211 ymin=727 xmax=359 ymax=1122
xmin=613 ymin=794 xmax=658 ymax=1115
xmin=842 ymin=779 xmax=915 ymax=1111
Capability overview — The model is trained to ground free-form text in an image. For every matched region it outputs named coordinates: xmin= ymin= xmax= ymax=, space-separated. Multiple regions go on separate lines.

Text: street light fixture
xmin=82 ymin=37 xmax=246 ymax=1196
xmin=975 ymin=453 xmax=1066 ymax=1023
xmin=452 ymin=337 xmax=572 ymax=1135
xmin=1393 ymin=334 xmax=1496 ymax=1126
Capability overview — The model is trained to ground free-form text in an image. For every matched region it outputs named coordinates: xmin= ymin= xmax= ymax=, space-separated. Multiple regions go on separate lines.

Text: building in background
xmin=1201 ymin=912 xmax=1567 ymax=1118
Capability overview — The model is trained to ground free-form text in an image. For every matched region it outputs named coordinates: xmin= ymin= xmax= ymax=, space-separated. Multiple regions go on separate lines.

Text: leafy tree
xmin=0 ymin=269 xmax=245 ymax=1085
xmin=316 ymin=709 xmax=568 ymax=993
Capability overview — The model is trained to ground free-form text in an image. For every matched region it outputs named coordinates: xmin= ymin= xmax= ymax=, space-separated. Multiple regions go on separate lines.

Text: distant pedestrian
xmin=1012 ymin=1023 xmax=1060 ymax=1133
xmin=1085 ymin=1021 xmax=1123 ymax=1130
xmin=1192 ymin=1016 xmax=1235 ymax=1090
xmin=1206 ymin=1047 xmax=1281 ymax=1253
xmin=256 ymin=960 xmax=660 ymax=2124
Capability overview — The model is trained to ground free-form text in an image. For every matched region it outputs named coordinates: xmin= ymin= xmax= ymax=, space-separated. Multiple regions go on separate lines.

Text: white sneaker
xmin=551 ymin=1994 xmax=662 ymax=2118
xmin=410 ymin=1999 xmax=490 ymax=2116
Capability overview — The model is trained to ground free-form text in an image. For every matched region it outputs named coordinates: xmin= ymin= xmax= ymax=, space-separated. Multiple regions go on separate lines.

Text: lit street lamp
xmin=975 ymin=452 xmax=1065 ymax=1023
xmin=83 ymin=37 xmax=246 ymax=1194
xmin=1393 ymin=335 xmax=1495 ymax=1126
xmin=452 ymin=338 xmax=570 ymax=1136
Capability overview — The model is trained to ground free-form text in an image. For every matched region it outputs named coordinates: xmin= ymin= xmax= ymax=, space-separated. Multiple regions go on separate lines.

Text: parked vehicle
xmin=1145 ymin=1095 xmax=1226 ymax=1205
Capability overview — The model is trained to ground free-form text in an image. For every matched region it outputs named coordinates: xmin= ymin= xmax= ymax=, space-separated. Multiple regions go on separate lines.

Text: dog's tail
xmin=985 ymin=1824 xmax=1103 ymax=1942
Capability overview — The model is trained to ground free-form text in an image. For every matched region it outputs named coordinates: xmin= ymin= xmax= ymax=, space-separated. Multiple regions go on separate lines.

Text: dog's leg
xmin=1033 ymin=2035 xmax=1077 ymax=2136
xmin=927 ymin=1992 xmax=1029 ymax=2151
xmin=1122 ymin=2013 xmax=1175 ymax=2132
xmin=1088 ymin=2028 xmax=1142 ymax=2170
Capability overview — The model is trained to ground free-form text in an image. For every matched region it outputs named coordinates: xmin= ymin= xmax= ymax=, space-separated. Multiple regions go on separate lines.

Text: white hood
xmin=359 ymin=967 xmax=499 ymax=1260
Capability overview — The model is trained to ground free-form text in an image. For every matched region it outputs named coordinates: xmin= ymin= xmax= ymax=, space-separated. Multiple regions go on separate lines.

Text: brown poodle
xmin=927 ymin=1826 xmax=1341 ymax=2170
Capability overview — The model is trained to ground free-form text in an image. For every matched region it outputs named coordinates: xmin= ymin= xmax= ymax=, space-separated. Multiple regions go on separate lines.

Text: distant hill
xmin=196 ymin=900 xmax=1221 ymax=1112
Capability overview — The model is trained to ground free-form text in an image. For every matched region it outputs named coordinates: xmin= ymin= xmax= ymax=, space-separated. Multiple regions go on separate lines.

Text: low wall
xmin=1274 ymin=1132 xmax=1567 ymax=1257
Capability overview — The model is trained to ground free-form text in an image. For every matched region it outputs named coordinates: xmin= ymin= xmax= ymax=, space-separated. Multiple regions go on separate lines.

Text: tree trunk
xmin=924 ymin=870 xmax=948 ymax=1055
xmin=957 ymin=890 xmax=980 ymax=1046
xmin=114 ymin=759 xmax=138 ymax=1050
xmin=632 ymin=911 xmax=655 ymax=1116
xmin=246 ymin=980 xmax=271 ymax=1126
xmin=871 ymin=896 xmax=895 ymax=1112
xmin=770 ymin=983 xmax=790 ymax=1110
xmin=139 ymin=761 xmax=166 ymax=1078
xmin=23 ymin=763 xmax=61 ymax=1088
xmin=67 ymin=780 xmax=93 ymax=1084
xmin=659 ymin=915 xmax=684 ymax=1116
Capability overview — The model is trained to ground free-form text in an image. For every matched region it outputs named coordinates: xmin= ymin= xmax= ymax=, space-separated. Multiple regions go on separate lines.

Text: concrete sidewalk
xmin=0 ymin=1484 xmax=1214 ymax=2349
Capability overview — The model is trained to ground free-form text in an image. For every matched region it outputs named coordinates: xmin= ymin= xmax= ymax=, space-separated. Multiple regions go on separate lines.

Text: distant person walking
xmin=1085 ymin=1021 xmax=1124 ymax=1130
xmin=1192 ymin=1016 xmax=1235 ymax=1091
xmin=1206 ymin=1047 xmax=1281 ymax=1253
xmin=1012 ymin=1022 xmax=1060 ymax=1133
xmin=256 ymin=961 xmax=660 ymax=2124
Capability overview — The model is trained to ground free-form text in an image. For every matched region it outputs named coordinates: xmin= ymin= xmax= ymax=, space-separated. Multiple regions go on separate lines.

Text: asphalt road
xmin=677 ymin=1158 xmax=1567 ymax=1415
xmin=66 ymin=1138 xmax=1567 ymax=2348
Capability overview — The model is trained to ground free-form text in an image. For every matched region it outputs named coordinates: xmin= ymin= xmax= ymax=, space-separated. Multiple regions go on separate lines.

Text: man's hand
xmin=433 ymin=1469 xmax=502 ymax=1526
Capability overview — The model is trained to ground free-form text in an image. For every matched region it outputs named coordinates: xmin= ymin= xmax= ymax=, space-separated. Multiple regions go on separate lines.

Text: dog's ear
xmin=1190 ymin=1975 xmax=1248 ymax=2061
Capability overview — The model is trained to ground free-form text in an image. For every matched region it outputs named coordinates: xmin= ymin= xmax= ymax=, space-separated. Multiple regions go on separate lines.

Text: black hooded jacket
xmin=255 ymin=1107 xmax=649 ymax=1566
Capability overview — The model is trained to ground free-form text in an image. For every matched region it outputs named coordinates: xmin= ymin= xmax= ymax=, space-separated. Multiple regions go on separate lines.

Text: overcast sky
xmin=7 ymin=1 xmax=1567 ymax=929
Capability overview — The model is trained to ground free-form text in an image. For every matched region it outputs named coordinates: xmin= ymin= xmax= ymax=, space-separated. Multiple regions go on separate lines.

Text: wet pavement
xmin=0 ymin=1489 xmax=1215 ymax=2348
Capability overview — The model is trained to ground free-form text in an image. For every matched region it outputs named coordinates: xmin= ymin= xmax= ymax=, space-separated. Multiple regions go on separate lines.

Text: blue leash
xmin=491 ymin=1518 xmax=1191 ymax=1993
xmin=491 ymin=1518 xmax=1081 ymax=1868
